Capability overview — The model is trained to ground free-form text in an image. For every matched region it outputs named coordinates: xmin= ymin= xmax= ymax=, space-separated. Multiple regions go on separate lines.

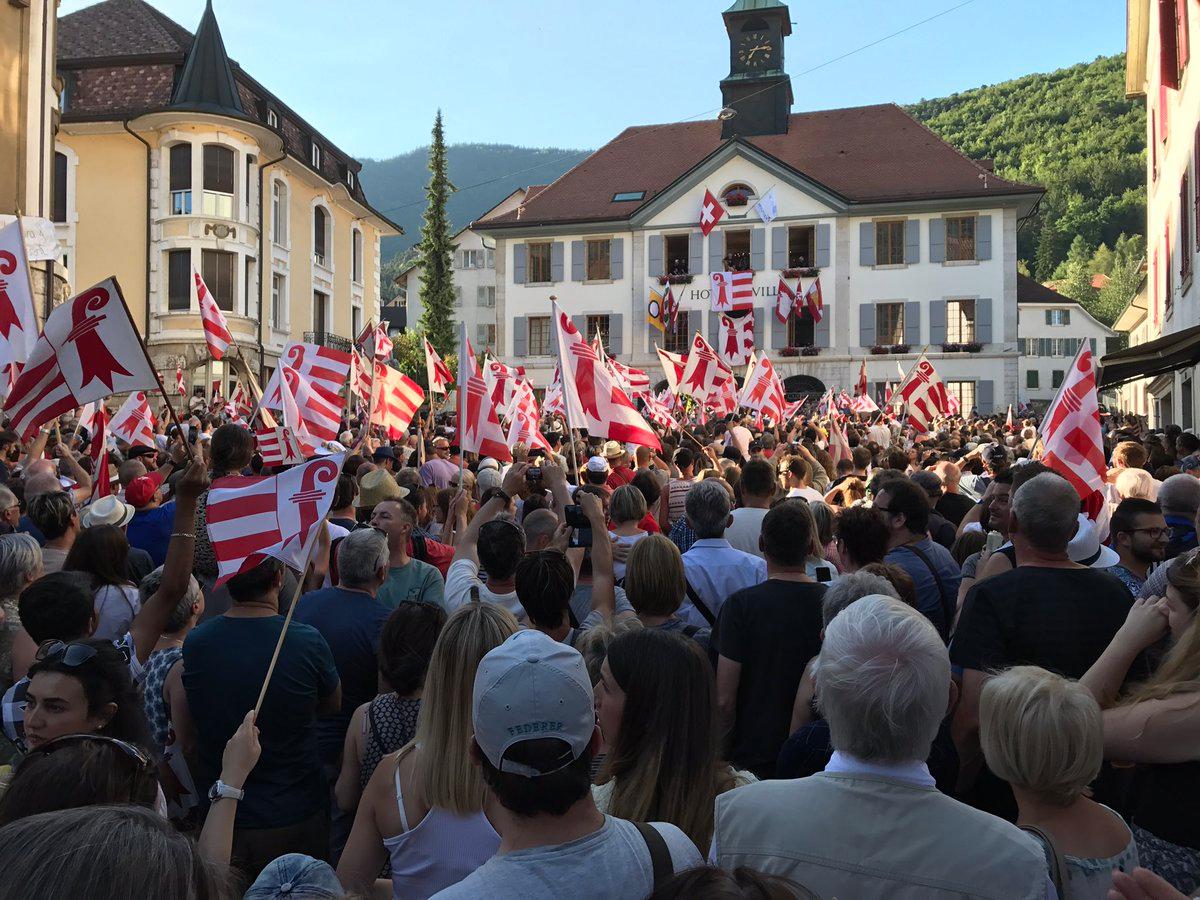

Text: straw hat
xmin=355 ymin=469 xmax=409 ymax=508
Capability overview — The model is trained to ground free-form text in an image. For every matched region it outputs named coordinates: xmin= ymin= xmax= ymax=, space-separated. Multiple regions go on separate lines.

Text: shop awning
xmin=1098 ymin=324 xmax=1200 ymax=388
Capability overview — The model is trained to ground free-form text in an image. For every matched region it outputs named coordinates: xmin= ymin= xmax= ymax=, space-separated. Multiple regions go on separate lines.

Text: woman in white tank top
xmin=338 ymin=600 xmax=519 ymax=899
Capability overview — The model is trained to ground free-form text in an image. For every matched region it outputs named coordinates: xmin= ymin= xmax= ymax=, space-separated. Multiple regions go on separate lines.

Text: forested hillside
xmin=907 ymin=54 xmax=1145 ymax=287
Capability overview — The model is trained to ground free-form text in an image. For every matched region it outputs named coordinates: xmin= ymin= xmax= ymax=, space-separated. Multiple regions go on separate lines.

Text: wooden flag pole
xmin=109 ymin=277 xmax=195 ymax=464
xmin=253 ymin=531 xmax=319 ymax=717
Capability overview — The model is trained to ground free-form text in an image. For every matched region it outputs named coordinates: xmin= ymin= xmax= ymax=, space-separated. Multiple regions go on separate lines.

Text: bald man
xmin=933 ymin=461 xmax=975 ymax=526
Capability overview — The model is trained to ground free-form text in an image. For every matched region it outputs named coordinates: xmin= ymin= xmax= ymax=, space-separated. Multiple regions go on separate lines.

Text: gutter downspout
xmin=122 ymin=119 xmax=152 ymax=339
xmin=257 ymin=152 xmax=287 ymax=376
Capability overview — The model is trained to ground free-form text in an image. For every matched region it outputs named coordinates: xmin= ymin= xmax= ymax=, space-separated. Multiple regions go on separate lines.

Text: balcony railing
xmin=304 ymin=330 xmax=353 ymax=353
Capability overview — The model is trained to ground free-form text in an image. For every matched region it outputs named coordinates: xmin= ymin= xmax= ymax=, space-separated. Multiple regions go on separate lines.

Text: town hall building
xmin=474 ymin=0 xmax=1043 ymax=413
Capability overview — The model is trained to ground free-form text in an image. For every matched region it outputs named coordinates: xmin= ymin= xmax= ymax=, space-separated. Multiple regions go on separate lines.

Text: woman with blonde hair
xmin=623 ymin=534 xmax=709 ymax=650
xmin=980 ymin=666 xmax=1137 ymax=899
xmin=338 ymin=600 xmax=519 ymax=899
xmin=608 ymin=484 xmax=648 ymax=582
xmin=594 ymin=629 xmax=752 ymax=854
xmin=1080 ymin=553 xmax=1200 ymax=892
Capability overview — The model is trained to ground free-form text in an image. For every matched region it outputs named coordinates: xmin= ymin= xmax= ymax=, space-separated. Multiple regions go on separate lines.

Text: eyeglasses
xmin=1125 ymin=526 xmax=1170 ymax=539
xmin=36 ymin=641 xmax=98 ymax=666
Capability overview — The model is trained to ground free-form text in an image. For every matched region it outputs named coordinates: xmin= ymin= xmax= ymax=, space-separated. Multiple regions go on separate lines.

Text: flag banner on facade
xmin=255 ymin=424 xmax=305 ymax=467
xmin=711 ymin=270 xmax=754 ymax=312
xmin=647 ymin=287 xmax=665 ymax=333
xmin=775 ymin=276 xmax=797 ymax=323
xmin=262 ymin=342 xmax=352 ymax=410
xmin=110 ymin=390 xmax=156 ymax=448
xmin=195 ymin=269 xmax=232 ymax=360
xmin=718 ymin=311 xmax=755 ymax=368
xmin=663 ymin=285 xmax=679 ymax=328
xmin=4 ymin=277 xmax=158 ymax=439
xmin=207 ymin=454 xmax=344 ymax=586
xmin=803 ymin=276 xmax=824 ymax=323
xmin=896 ymin=354 xmax=950 ymax=434
xmin=753 ymin=187 xmax=778 ymax=225
xmin=0 ymin=219 xmax=40 ymax=397
xmin=1041 ymin=341 xmax=1107 ymax=500
xmin=699 ymin=188 xmax=725 ymax=237
xmin=678 ymin=332 xmax=729 ymax=401
xmin=552 ymin=303 xmax=661 ymax=450
xmin=458 ymin=322 xmax=510 ymax=461
xmin=656 ymin=347 xmax=687 ymax=394
xmin=423 ymin=337 xmax=453 ymax=394
xmin=372 ymin=362 xmax=425 ymax=441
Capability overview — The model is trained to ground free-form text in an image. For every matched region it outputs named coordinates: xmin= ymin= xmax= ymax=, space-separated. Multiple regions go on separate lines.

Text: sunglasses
xmin=35 ymin=733 xmax=150 ymax=770
xmin=36 ymin=641 xmax=98 ymax=666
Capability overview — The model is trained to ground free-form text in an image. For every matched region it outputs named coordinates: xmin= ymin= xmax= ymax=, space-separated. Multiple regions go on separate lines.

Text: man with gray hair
xmin=679 ymin=480 xmax=765 ymax=627
xmin=715 ymin=596 xmax=1050 ymax=898
xmin=952 ymin=472 xmax=1136 ymax=817
xmin=1158 ymin=472 xmax=1200 ymax=560
xmin=0 ymin=485 xmax=19 ymax=535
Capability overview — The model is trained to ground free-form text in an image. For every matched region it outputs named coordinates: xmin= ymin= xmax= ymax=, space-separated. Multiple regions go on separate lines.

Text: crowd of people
xmin=0 ymin=404 xmax=1197 ymax=900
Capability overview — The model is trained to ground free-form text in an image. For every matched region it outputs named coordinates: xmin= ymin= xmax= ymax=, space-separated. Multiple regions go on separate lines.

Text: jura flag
xmin=543 ymin=363 xmax=566 ymax=417
xmin=1005 ymin=404 xmax=1015 ymax=432
xmin=753 ymin=187 xmax=778 ymax=225
xmin=110 ymin=390 xmax=156 ymax=448
xmin=896 ymin=354 xmax=950 ymax=435
xmin=195 ymin=269 xmax=232 ymax=360
xmin=4 ymin=278 xmax=158 ymax=439
xmin=855 ymin=360 xmax=868 ymax=398
xmin=176 ymin=363 xmax=186 ymax=398
xmin=0 ymin=220 xmax=40 ymax=390
xmin=423 ymin=337 xmax=453 ymax=394
xmin=87 ymin=402 xmax=111 ymax=500
xmin=372 ymin=362 xmax=425 ymax=440
xmin=699 ymin=188 xmax=725 ymax=237
xmin=718 ymin=312 xmax=754 ymax=369
xmin=553 ymin=303 xmax=660 ymax=450
xmin=262 ymin=342 xmax=352 ymax=410
xmin=606 ymin=358 xmax=651 ymax=399
xmin=775 ymin=276 xmax=797 ymax=323
xmin=458 ymin=322 xmax=510 ymax=461
xmin=255 ymin=424 xmax=305 ymax=467
xmin=372 ymin=324 xmax=394 ymax=361
xmin=206 ymin=454 xmax=345 ymax=585
xmin=678 ymin=332 xmax=729 ymax=401
xmin=711 ymin=271 xmax=753 ymax=312
xmin=1041 ymin=341 xmax=1106 ymax=499
xmin=656 ymin=347 xmax=687 ymax=394
xmin=505 ymin=380 xmax=552 ymax=452
xmin=485 ymin=359 xmax=525 ymax=411
xmin=738 ymin=354 xmax=786 ymax=422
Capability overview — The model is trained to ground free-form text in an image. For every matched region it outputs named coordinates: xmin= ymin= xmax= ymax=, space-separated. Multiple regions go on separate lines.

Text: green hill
xmin=906 ymin=54 xmax=1145 ymax=280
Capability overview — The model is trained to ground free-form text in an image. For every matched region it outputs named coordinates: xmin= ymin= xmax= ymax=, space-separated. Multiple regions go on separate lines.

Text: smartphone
xmin=985 ymin=530 xmax=1005 ymax=554
xmin=563 ymin=504 xmax=593 ymax=548
xmin=526 ymin=466 xmax=542 ymax=484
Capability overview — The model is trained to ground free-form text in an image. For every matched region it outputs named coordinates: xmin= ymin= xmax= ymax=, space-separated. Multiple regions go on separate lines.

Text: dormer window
xmin=267 ymin=108 xmax=279 ymax=129
xmin=347 ymin=169 xmax=356 ymax=190
xmin=310 ymin=141 xmax=321 ymax=169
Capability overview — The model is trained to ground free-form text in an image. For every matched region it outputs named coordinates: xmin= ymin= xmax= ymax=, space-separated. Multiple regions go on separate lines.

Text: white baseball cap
xmin=472 ymin=631 xmax=595 ymax=777
xmin=586 ymin=455 xmax=610 ymax=474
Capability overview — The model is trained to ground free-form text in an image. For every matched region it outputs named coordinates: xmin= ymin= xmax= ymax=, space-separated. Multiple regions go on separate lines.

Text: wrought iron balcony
xmin=304 ymin=330 xmax=353 ymax=353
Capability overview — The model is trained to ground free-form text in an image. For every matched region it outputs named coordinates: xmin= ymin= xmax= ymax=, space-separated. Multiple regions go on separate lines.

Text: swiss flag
xmin=699 ymin=188 xmax=725 ymax=237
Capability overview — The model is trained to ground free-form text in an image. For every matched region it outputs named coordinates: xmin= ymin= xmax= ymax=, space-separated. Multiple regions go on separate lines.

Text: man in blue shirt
xmin=125 ymin=472 xmax=175 ymax=567
xmin=182 ymin=557 xmax=340 ymax=881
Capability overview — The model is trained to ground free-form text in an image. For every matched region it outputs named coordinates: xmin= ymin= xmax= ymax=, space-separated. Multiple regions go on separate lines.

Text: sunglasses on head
xmin=35 ymin=733 xmax=151 ymax=771
xmin=36 ymin=641 xmax=98 ymax=667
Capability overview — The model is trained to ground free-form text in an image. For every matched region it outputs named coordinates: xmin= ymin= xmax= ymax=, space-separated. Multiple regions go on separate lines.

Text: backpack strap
xmin=898 ymin=543 xmax=954 ymax=641
xmin=632 ymin=821 xmax=672 ymax=890
xmin=1019 ymin=824 xmax=1066 ymax=898
xmin=411 ymin=531 xmax=427 ymax=562
xmin=683 ymin=581 xmax=717 ymax=627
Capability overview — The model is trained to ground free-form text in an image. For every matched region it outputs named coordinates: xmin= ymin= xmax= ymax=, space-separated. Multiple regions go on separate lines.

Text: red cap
xmin=125 ymin=470 xmax=164 ymax=508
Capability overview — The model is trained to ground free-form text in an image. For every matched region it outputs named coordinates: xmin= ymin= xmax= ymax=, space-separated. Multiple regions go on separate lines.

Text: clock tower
xmin=719 ymin=0 xmax=793 ymax=139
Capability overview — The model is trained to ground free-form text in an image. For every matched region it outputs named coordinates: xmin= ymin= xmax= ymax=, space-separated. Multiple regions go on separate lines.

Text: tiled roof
xmin=1017 ymin=274 xmax=1076 ymax=304
xmin=478 ymin=104 xmax=1041 ymax=229
xmin=57 ymin=0 xmax=400 ymax=233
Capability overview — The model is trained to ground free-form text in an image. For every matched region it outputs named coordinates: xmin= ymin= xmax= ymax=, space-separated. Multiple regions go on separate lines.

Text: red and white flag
xmin=255 ymin=424 xmax=305 ymax=467
xmin=230 ymin=381 xmax=253 ymax=418
xmin=896 ymin=354 xmax=950 ymax=434
xmin=464 ymin=335 xmax=483 ymax=379
xmin=262 ymin=342 xmax=352 ymax=410
xmin=423 ymin=337 xmax=453 ymax=394
xmin=855 ymin=360 xmax=868 ymax=398
xmin=945 ymin=389 xmax=961 ymax=416
xmin=175 ymin=363 xmax=186 ymax=398
xmin=718 ymin=312 xmax=755 ymax=368
xmin=372 ymin=362 xmax=424 ymax=441
xmin=543 ymin=363 xmax=566 ymax=417
xmin=206 ymin=454 xmax=345 ymax=585
xmin=663 ymin=285 xmax=679 ymax=328
xmin=371 ymin=324 xmax=394 ymax=361
xmin=828 ymin=414 xmax=853 ymax=465
xmin=711 ymin=270 xmax=754 ymax=312
xmin=606 ymin=358 xmax=651 ymax=399
xmin=739 ymin=354 xmax=786 ymax=421
xmin=803 ymin=276 xmax=824 ymax=324
xmin=707 ymin=371 xmax=739 ymax=417
xmin=505 ymin=380 xmax=553 ymax=452
xmin=850 ymin=393 xmax=880 ymax=414
xmin=4 ymin=278 xmax=158 ymax=439
xmin=86 ymin=402 xmax=111 ymax=499
xmin=0 ymin=220 xmax=40 ymax=398
xmin=458 ymin=323 xmax=510 ymax=461
xmin=485 ymin=359 xmax=526 ymax=411
xmin=643 ymin=392 xmax=680 ymax=431
xmin=656 ymin=347 xmax=687 ymax=394
xmin=282 ymin=367 xmax=343 ymax=453
xmin=110 ymin=390 xmax=156 ymax=448
xmin=194 ymin=269 xmax=232 ymax=360
xmin=698 ymin=188 xmax=725 ymax=237
xmin=775 ymin=276 xmax=797 ymax=323
xmin=678 ymin=332 xmax=729 ymax=401
xmin=552 ymin=303 xmax=660 ymax=450
xmin=350 ymin=347 xmax=373 ymax=410
xmin=1005 ymin=403 xmax=1015 ymax=432
xmin=1041 ymin=341 xmax=1106 ymax=499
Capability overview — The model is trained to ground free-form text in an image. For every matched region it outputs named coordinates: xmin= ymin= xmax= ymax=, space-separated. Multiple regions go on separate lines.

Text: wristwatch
xmin=208 ymin=780 xmax=245 ymax=803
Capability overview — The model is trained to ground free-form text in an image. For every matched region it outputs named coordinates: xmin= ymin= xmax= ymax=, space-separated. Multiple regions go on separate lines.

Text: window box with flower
xmin=657 ymin=274 xmax=694 ymax=286
xmin=724 ymin=188 xmax=750 ymax=207
xmin=800 ymin=346 xmax=821 ymax=357
xmin=940 ymin=342 xmax=982 ymax=354
xmin=780 ymin=346 xmax=800 ymax=357
xmin=781 ymin=267 xmax=820 ymax=280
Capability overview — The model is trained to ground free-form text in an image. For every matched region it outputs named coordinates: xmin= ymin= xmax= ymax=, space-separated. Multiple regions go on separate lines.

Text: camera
xmin=526 ymin=466 xmax=542 ymax=484
xmin=563 ymin=504 xmax=592 ymax=548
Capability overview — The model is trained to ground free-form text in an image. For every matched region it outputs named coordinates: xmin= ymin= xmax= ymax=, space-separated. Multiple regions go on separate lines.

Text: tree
xmin=1017 ymin=259 xmax=1031 ymax=277
xmin=1060 ymin=235 xmax=1098 ymax=307
xmin=1090 ymin=242 xmax=1114 ymax=276
xmin=415 ymin=110 xmax=457 ymax=356
xmin=1034 ymin=223 xmax=1058 ymax=281
xmin=392 ymin=328 xmax=457 ymax=390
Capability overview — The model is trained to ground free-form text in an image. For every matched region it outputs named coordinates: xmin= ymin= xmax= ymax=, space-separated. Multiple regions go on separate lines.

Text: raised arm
xmin=451 ymin=492 xmax=508 ymax=565
xmin=577 ymin=490 xmax=614 ymax=625
xmin=53 ymin=441 xmax=92 ymax=499
xmin=129 ymin=459 xmax=208 ymax=664
xmin=197 ymin=710 xmax=260 ymax=868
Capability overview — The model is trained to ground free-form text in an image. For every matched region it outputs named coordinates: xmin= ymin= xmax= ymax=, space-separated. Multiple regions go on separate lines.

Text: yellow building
xmin=54 ymin=0 xmax=400 ymax=394
xmin=1 ymin=0 xmax=68 ymax=314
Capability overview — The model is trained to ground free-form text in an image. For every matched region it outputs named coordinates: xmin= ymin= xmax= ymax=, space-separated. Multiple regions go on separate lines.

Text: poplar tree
xmin=416 ymin=110 xmax=457 ymax=354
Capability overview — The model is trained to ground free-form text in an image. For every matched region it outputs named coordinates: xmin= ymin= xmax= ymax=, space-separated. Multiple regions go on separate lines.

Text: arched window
xmin=721 ymin=182 xmax=756 ymax=209
xmin=271 ymin=179 xmax=288 ymax=245
xmin=351 ymin=227 xmax=363 ymax=283
xmin=169 ymin=143 xmax=192 ymax=215
xmin=314 ymin=206 xmax=329 ymax=267
xmin=202 ymin=144 xmax=235 ymax=218
xmin=52 ymin=152 xmax=68 ymax=223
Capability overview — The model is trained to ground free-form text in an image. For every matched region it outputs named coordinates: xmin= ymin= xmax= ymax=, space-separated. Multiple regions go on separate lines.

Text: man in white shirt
xmin=714 ymin=596 xmax=1052 ymax=899
xmin=783 ymin=457 xmax=824 ymax=503
xmin=726 ymin=417 xmax=753 ymax=461
xmin=868 ymin=420 xmax=891 ymax=449
xmin=724 ymin=459 xmax=776 ymax=559
xmin=444 ymin=468 xmax=530 ymax=620
xmin=680 ymin=480 xmax=766 ymax=627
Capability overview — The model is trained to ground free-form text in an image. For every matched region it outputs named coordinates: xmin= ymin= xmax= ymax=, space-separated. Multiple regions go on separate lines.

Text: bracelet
xmin=170 ymin=532 xmax=195 ymax=539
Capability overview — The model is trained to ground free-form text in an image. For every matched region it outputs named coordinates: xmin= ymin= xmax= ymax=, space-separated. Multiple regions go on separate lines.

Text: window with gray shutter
xmin=815 ymin=223 xmax=831 ymax=268
xmin=905 ymin=219 xmax=920 ymax=265
xmin=976 ymin=214 xmax=992 ymax=260
xmin=975 ymin=297 xmax=993 ymax=343
xmin=771 ymin=226 xmax=787 ymax=270
xmin=512 ymin=316 xmax=528 ymax=356
xmin=753 ymin=309 xmax=764 ymax=348
xmin=771 ymin=307 xmax=788 ymax=348
xmin=929 ymin=217 xmax=946 ymax=264
xmin=904 ymin=301 xmax=921 ymax=345
xmin=550 ymin=242 xmax=564 ymax=282
xmin=708 ymin=233 xmax=723 ymax=274
xmin=929 ymin=299 xmax=947 ymax=345
xmin=571 ymin=241 xmax=585 ymax=281
xmin=708 ymin=311 xmax=719 ymax=346
xmin=648 ymin=235 xmax=664 ymax=278
xmin=689 ymin=232 xmax=703 ymax=276
xmin=977 ymin=380 xmax=995 ymax=414
xmin=814 ymin=307 xmax=831 ymax=348
xmin=859 ymin=222 xmax=875 ymax=266
xmin=609 ymin=313 xmax=624 ymax=355
xmin=611 ymin=238 xmax=624 ymax=280
xmin=860 ymin=303 xmax=877 ymax=347
xmin=750 ymin=228 xmax=765 ymax=271
xmin=513 ymin=244 xmax=527 ymax=284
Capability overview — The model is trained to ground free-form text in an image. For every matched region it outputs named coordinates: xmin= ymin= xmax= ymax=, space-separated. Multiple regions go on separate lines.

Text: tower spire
xmin=170 ymin=0 xmax=245 ymax=116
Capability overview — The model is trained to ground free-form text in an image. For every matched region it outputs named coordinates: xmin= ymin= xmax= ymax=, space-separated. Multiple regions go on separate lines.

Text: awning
xmin=1098 ymin=323 xmax=1200 ymax=388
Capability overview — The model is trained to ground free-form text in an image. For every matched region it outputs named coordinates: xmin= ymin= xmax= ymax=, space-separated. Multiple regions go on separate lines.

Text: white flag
xmin=0 ymin=220 xmax=41 ymax=384
xmin=753 ymin=188 xmax=778 ymax=225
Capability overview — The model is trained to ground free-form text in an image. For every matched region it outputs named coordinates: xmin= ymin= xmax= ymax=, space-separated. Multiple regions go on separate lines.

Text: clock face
xmin=736 ymin=31 xmax=775 ymax=70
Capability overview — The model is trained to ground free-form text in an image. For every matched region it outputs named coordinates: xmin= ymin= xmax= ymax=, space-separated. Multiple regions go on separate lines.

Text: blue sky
xmin=62 ymin=0 xmax=1125 ymax=160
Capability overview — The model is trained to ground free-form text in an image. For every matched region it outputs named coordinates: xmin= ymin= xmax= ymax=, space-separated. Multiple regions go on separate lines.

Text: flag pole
xmin=14 ymin=214 xmax=44 ymax=330
xmin=549 ymin=297 xmax=584 ymax=485
xmin=108 ymin=277 xmax=195 ymax=464
xmin=1030 ymin=339 xmax=1089 ymax=458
